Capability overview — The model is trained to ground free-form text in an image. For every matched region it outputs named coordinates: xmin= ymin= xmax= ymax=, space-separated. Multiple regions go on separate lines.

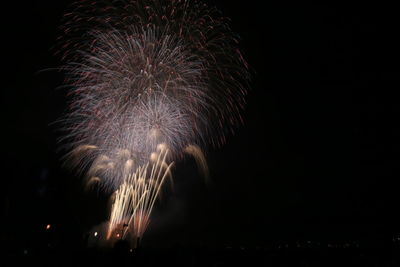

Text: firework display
xmin=59 ymin=0 xmax=249 ymax=246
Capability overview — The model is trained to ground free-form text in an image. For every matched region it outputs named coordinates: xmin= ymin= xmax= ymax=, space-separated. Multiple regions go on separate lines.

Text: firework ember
xmin=59 ymin=0 xmax=249 ymax=246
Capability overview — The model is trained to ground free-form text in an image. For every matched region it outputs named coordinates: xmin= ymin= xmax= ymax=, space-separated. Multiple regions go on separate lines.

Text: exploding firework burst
xmin=58 ymin=0 xmax=249 ymax=246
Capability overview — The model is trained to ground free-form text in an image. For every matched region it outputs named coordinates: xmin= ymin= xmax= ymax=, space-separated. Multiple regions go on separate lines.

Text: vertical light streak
xmin=106 ymin=147 xmax=173 ymax=246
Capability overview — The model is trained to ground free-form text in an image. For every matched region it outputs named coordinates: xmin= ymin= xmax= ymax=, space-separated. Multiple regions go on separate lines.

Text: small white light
xmin=94 ymin=232 xmax=98 ymax=237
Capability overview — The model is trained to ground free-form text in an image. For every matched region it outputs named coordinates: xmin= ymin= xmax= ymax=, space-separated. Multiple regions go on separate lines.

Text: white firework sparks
xmin=58 ymin=0 xmax=249 ymax=245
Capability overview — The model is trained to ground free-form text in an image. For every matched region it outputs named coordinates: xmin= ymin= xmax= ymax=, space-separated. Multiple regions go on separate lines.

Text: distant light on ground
xmin=46 ymin=224 xmax=51 ymax=230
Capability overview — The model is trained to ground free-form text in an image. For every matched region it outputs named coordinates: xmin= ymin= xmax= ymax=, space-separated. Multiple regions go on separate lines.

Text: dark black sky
xmin=2 ymin=1 xmax=400 ymax=248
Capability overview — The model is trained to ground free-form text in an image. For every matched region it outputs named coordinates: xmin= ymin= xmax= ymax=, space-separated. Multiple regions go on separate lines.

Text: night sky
xmin=3 ymin=1 xmax=400 ymax=249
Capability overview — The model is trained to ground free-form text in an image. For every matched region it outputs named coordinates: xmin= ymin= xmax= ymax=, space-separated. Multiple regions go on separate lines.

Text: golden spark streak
xmin=106 ymin=146 xmax=173 ymax=246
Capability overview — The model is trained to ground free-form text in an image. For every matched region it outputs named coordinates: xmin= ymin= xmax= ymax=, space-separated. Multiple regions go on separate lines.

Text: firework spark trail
xmin=106 ymin=146 xmax=173 ymax=246
xmin=59 ymin=0 xmax=249 ymax=245
xmin=184 ymin=144 xmax=209 ymax=181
